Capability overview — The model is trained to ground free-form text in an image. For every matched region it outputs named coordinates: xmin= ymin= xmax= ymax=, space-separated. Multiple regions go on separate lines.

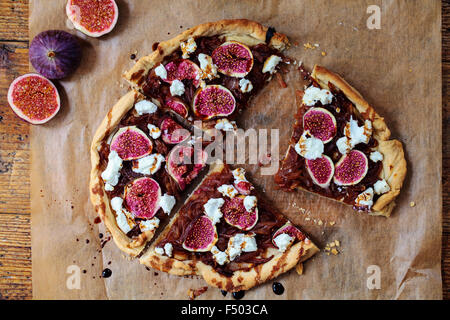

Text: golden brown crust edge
xmin=139 ymin=161 xmax=319 ymax=292
xmin=311 ymin=65 xmax=407 ymax=217
xmin=89 ymin=90 xmax=155 ymax=257
xmin=123 ymin=19 xmax=289 ymax=88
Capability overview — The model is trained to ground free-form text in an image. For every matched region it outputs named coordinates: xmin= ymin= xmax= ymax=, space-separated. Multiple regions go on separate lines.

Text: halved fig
xmin=165 ymin=97 xmax=188 ymax=118
xmin=7 ymin=74 xmax=60 ymax=124
xmin=193 ymin=85 xmax=236 ymax=120
xmin=303 ymin=107 xmax=337 ymax=143
xmin=234 ymin=180 xmax=254 ymax=196
xmin=110 ymin=126 xmax=152 ymax=160
xmin=211 ymin=41 xmax=254 ymax=77
xmin=166 ymin=145 xmax=207 ymax=190
xmin=160 ymin=117 xmax=190 ymax=145
xmin=333 ymin=150 xmax=368 ymax=186
xmin=164 ymin=59 xmax=202 ymax=87
xmin=222 ymin=196 xmax=258 ymax=231
xmin=66 ymin=0 xmax=119 ymax=37
xmin=124 ymin=177 xmax=161 ymax=219
xmin=182 ymin=216 xmax=218 ymax=252
xmin=305 ymin=155 xmax=335 ymax=188
xmin=272 ymin=222 xmax=305 ymax=248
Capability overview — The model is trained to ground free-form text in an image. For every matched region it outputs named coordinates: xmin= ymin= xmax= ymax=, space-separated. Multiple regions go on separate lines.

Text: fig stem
xmin=47 ymin=51 xmax=56 ymax=58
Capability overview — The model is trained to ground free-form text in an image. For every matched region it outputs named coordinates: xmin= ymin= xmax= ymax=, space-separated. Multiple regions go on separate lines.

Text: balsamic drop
xmin=102 ymin=268 xmax=112 ymax=278
xmin=272 ymin=282 xmax=284 ymax=295
xmin=232 ymin=291 xmax=245 ymax=300
xmin=221 ymin=290 xmax=227 ymax=297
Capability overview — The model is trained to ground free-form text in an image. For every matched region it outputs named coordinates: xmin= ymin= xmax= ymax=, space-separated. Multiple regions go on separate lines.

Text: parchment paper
xmin=30 ymin=0 xmax=442 ymax=299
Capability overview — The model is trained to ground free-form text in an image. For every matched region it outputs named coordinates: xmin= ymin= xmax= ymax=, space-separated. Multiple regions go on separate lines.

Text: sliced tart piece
xmin=123 ymin=19 xmax=289 ymax=133
xmin=90 ymin=90 xmax=206 ymax=256
xmin=275 ymin=65 xmax=407 ymax=217
xmin=139 ymin=161 xmax=318 ymax=292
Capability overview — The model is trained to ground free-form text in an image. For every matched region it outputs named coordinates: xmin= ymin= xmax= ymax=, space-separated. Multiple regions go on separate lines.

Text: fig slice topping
xmin=7 ymin=74 xmax=60 ymax=124
xmin=163 ymin=59 xmax=202 ymax=87
xmin=305 ymin=155 xmax=335 ymax=188
xmin=110 ymin=126 xmax=152 ymax=160
xmin=222 ymin=196 xmax=258 ymax=231
xmin=164 ymin=97 xmax=189 ymax=118
xmin=160 ymin=117 xmax=190 ymax=145
xmin=234 ymin=180 xmax=253 ymax=196
xmin=66 ymin=0 xmax=119 ymax=37
xmin=193 ymin=85 xmax=236 ymax=120
xmin=303 ymin=107 xmax=337 ymax=143
xmin=166 ymin=144 xmax=207 ymax=190
xmin=333 ymin=150 xmax=368 ymax=186
xmin=124 ymin=177 xmax=161 ymax=219
xmin=272 ymin=222 xmax=305 ymax=251
xmin=182 ymin=216 xmax=218 ymax=252
xmin=212 ymin=41 xmax=254 ymax=77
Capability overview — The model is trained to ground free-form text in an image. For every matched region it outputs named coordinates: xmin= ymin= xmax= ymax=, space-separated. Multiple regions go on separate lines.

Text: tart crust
xmin=284 ymin=65 xmax=407 ymax=217
xmin=123 ymin=19 xmax=289 ymax=89
xmin=139 ymin=161 xmax=319 ymax=292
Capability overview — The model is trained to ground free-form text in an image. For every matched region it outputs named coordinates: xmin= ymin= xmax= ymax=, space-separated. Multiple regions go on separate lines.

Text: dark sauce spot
xmin=99 ymin=233 xmax=103 ymax=239
xmin=272 ymin=282 xmax=284 ymax=295
xmin=85 ymin=239 xmax=90 ymax=244
xmin=265 ymin=26 xmax=276 ymax=44
xmin=130 ymin=53 xmax=136 ymax=60
xmin=108 ymin=261 xmax=111 ymax=265
xmin=232 ymin=291 xmax=245 ymax=300
xmin=154 ymin=272 xmax=159 ymax=276
xmin=82 ymin=270 xmax=87 ymax=274
xmin=152 ymin=42 xmax=159 ymax=51
xmin=102 ymin=268 xmax=112 ymax=278
xmin=221 ymin=290 xmax=227 ymax=297
xmin=94 ymin=217 xmax=101 ymax=224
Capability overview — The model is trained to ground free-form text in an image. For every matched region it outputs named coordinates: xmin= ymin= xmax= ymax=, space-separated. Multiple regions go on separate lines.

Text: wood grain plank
xmin=0 ymin=0 xmax=28 ymax=42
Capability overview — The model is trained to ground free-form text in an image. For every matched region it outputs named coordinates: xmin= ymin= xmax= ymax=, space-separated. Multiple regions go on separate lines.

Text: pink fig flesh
xmin=333 ymin=150 xmax=369 ymax=186
xmin=125 ymin=177 xmax=161 ymax=219
xmin=164 ymin=59 xmax=202 ymax=87
xmin=160 ymin=117 xmax=190 ymax=144
xmin=166 ymin=145 xmax=207 ymax=190
xmin=305 ymin=155 xmax=335 ymax=188
xmin=110 ymin=126 xmax=152 ymax=160
xmin=193 ymin=85 xmax=236 ymax=120
xmin=272 ymin=222 xmax=305 ymax=248
xmin=182 ymin=216 xmax=218 ymax=252
xmin=212 ymin=41 xmax=254 ymax=77
xmin=234 ymin=180 xmax=253 ymax=195
xmin=165 ymin=97 xmax=189 ymax=118
xmin=66 ymin=0 xmax=119 ymax=37
xmin=303 ymin=107 xmax=337 ymax=143
xmin=7 ymin=74 xmax=60 ymax=124
xmin=222 ymin=196 xmax=258 ymax=231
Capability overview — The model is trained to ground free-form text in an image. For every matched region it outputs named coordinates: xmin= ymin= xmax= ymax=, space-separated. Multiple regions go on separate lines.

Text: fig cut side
xmin=303 ymin=107 xmax=337 ymax=143
xmin=182 ymin=216 xmax=218 ymax=252
xmin=234 ymin=180 xmax=253 ymax=195
xmin=66 ymin=0 xmax=119 ymax=37
xmin=163 ymin=59 xmax=202 ymax=87
xmin=305 ymin=155 xmax=335 ymax=188
xmin=222 ymin=196 xmax=258 ymax=231
xmin=7 ymin=74 xmax=60 ymax=124
xmin=160 ymin=117 xmax=190 ymax=144
xmin=212 ymin=41 xmax=254 ymax=77
xmin=110 ymin=126 xmax=152 ymax=160
xmin=165 ymin=97 xmax=189 ymax=118
xmin=272 ymin=222 xmax=305 ymax=247
xmin=124 ymin=177 xmax=161 ymax=219
xmin=166 ymin=145 xmax=207 ymax=190
xmin=333 ymin=150 xmax=369 ymax=186
xmin=193 ymin=85 xmax=236 ymax=120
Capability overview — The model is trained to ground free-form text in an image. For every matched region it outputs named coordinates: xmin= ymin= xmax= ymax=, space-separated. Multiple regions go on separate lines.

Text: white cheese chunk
xmin=243 ymin=195 xmax=257 ymax=212
xmin=180 ymin=37 xmax=197 ymax=59
xmin=164 ymin=243 xmax=173 ymax=257
xmin=374 ymin=179 xmax=390 ymax=195
xmin=232 ymin=168 xmax=248 ymax=182
xmin=273 ymin=233 xmax=294 ymax=252
xmin=217 ymin=184 xmax=238 ymax=198
xmin=211 ymin=246 xmax=228 ymax=265
xmin=139 ymin=217 xmax=160 ymax=232
xmin=110 ymin=197 xmax=135 ymax=234
xmin=170 ymin=79 xmax=185 ymax=96
xmin=155 ymin=247 xmax=164 ymax=255
xmin=370 ymin=151 xmax=384 ymax=162
xmin=262 ymin=55 xmax=282 ymax=74
xmin=302 ymin=86 xmax=334 ymax=106
xmin=203 ymin=198 xmax=225 ymax=224
xmin=239 ymin=78 xmax=253 ymax=93
xmin=336 ymin=136 xmax=352 ymax=155
xmin=135 ymin=100 xmax=158 ymax=115
xmin=101 ymin=150 xmax=123 ymax=190
xmin=215 ymin=118 xmax=236 ymax=132
xmin=160 ymin=193 xmax=176 ymax=215
xmin=198 ymin=53 xmax=218 ymax=80
xmin=132 ymin=153 xmax=165 ymax=175
xmin=154 ymin=64 xmax=167 ymax=80
xmin=294 ymin=131 xmax=324 ymax=160
xmin=355 ymin=187 xmax=374 ymax=209
xmin=147 ymin=124 xmax=162 ymax=139
xmin=226 ymin=233 xmax=257 ymax=261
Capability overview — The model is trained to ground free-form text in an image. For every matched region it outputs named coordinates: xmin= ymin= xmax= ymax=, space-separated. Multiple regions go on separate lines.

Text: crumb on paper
xmin=296 ymin=263 xmax=303 ymax=275
xmin=305 ymin=217 xmax=311 ymax=221
xmin=410 ymin=201 xmax=416 ymax=207
xmin=188 ymin=286 xmax=208 ymax=300
xmin=303 ymin=42 xmax=316 ymax=50
xmin=321 ymin=51 xmax=327 ymax=56
xmin=408 ymin=68 xmax=412 ymax=73
xmin=318 ymin=219 xmax=323 ymax=226
xmin=324 ymin=240 xmax=341 ymax=255
xmin=329 ymin=221 xmax=336 ymax=226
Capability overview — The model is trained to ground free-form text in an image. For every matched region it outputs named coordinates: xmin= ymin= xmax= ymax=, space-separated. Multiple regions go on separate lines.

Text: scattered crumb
xmin=305 ymin=217 xmax=311 ymax=221
xmin=331 ymin=248 xmax=339 ymax=255
xmin=324 ymin=240 xmax=341 ymax=255
xmin=329 ymin=221 xmax=336 ymax=226
xmin=303 ymin=42 xmax=316 ymax=50
xmin=408 ymin=69 xmax=412 ymax=73
xmin=188 ymin=286 xmax=208 ymax=300
xmin=318 ymin=219 xmax=323 ymax=226
xmin=295 ymin=263 xmax=303 ymax=275
xmin=410 ymin=201 xmax=416 ymax=207
xmin=321 ymin=51 xmax=327 ymax=56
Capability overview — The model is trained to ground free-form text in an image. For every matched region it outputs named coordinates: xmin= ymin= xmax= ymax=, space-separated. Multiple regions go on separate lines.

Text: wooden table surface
xmin=0 ymin=0 xmax=448 ymax=300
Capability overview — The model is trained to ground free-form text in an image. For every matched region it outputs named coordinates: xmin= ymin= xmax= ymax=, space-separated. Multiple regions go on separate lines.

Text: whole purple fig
xmin=29 ymin=30 xmax=82 ymax=79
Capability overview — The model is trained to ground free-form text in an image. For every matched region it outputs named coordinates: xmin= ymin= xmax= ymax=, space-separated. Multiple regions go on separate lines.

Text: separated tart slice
xmin=139 ymin=160 xmax=318 ymax=292
xmin=123 ymin=19 xmax=289 ymax=134
xmin=90 ymin=90 xmax=207 ymax=256
xmin=275 ymin=65 xmax=407 ymax=216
